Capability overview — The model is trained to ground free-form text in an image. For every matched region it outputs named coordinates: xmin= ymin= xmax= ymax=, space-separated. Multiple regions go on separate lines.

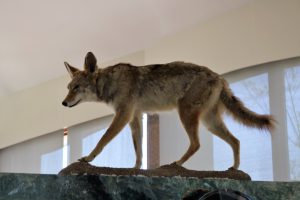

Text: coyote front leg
xmin=129 ymin=113 xmax=143 ymax=169
xmin=79 ymin=107 xmax=133 ymax=162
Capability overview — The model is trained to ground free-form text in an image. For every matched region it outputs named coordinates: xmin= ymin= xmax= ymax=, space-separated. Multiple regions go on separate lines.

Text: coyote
xmin=62 ymin=52 xmax=274 ymax=169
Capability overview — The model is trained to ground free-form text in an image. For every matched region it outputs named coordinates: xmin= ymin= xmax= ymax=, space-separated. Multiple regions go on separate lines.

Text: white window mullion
xmin=268 ymin=64 xmax=290 ymax=181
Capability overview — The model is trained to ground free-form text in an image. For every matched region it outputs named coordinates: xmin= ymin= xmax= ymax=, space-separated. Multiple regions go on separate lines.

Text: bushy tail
xmin=220 ymin=80 xmax=275 ymax=131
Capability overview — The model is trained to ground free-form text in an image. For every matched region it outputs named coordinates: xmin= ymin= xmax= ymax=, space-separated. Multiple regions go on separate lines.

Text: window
xmin=0 ymin=114 xmax=148 ymax=174
xmin=213 ymin=57 xmax=300 ymax=181
xmin=68 ymin=114 xmax=148 ymax=169
xmin=81 ymin=114 xmax=148 ymax=169
xmin=285 ymin=65 xmax=300 ymax=180
xmin=0 ymin=130 xmax=63 ymax=174
xmin=82 ymin=125 xmax=136 ymax=168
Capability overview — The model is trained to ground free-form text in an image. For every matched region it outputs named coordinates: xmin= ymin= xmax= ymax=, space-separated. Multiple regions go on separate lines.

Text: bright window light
xmin=142 ymin=114 xmax=148 ymax=169
xmin=63 ymin=127 xmax=68 ymax=168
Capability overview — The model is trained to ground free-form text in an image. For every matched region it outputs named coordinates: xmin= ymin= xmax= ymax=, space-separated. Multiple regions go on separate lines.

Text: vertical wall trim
xmin=147 ymin=114 xmax=160 ymax=169
xmin=269 ymin=63 xmax=290 ymax=181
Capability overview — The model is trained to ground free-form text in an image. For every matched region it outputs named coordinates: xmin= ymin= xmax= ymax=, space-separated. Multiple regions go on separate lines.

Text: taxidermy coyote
xmin=62 ymin=52 xmax=274 ymax=169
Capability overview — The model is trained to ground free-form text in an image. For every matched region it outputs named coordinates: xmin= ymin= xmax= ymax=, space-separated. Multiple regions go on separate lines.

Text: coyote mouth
xmin=69 ymin=100 xmax=81 ymax=107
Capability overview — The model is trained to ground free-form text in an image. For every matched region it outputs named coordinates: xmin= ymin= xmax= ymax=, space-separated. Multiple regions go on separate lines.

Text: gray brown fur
xmin=62 ymin=52 xmax=274 ymax=169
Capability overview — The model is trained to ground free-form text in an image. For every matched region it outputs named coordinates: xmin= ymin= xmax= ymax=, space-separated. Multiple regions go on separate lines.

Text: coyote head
xmin=62 ymin=52 xmax=99 ymax=107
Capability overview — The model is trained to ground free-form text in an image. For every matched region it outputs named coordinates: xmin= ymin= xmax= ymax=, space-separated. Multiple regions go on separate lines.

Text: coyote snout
xmin=62 ymin=92 xmax=81 ymax=107
xmin=62 ymin=52 xmax=275 ymax=170
xmin=62 ymin=99 xmax=81 ymax=107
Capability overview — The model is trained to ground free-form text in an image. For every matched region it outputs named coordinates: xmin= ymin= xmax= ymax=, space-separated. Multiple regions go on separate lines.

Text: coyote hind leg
xmin=175 ymin=103 xmax=201 ymax=166
xmin=203 ymin=106 xmax=240 ymax=169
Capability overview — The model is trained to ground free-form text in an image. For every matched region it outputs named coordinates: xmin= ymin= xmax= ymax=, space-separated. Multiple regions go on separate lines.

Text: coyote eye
xmin=73 ymin=85 xmax=80 ymax=91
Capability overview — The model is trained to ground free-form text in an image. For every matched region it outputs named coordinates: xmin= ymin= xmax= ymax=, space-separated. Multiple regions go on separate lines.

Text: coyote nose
xmin=62 ymin=101 xmax=68 ymax=107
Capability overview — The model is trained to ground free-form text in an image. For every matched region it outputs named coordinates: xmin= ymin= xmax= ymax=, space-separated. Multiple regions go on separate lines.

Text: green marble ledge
xmin=0 ymin=173 xmax=299 ymax=200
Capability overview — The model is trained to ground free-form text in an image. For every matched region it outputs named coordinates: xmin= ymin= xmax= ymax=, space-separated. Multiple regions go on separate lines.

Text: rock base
xmin=59 ymin=162 xmax=251 ymax=181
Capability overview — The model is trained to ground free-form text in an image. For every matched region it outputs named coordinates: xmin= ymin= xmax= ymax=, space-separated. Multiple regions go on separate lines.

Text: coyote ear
xmin=84 ymin=52 xmax=98 ymax=73
xmin=64 ymin=62 xmax=79 ymax=78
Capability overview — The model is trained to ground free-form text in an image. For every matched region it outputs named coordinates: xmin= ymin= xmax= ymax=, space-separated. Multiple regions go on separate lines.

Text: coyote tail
xmin=220 ymin=80 xmax=275 ymax=131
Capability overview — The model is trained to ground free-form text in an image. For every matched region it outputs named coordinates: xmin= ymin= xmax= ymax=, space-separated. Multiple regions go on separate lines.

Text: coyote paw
xmin=134 ymin=161 xmax=142 ymax=169
xmin=78 ymin=155 xmax=94 ymax=162
xmin=228 ymin=167 xmax=238 ymax=171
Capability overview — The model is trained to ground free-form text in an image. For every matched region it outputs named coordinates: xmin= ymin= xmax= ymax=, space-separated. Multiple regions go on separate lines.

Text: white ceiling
xmin=0 ymin=0 xmax=253 ymax=98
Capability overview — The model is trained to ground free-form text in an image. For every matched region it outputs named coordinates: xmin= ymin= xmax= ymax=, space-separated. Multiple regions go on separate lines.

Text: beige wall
xmin=1 ymin=0 xmax=300 ymax=149
xmin=145 ymin=0 xmax=300 ymax=73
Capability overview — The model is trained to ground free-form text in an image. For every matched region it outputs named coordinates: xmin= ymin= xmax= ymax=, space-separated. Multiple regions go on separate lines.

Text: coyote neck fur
xmin=94 ymin=63 xmax=145 ymax=108
xmin=95 ymin=72 xmax=103 ymax=101
xmin=95 ymin=71 xmax=112 ymax=103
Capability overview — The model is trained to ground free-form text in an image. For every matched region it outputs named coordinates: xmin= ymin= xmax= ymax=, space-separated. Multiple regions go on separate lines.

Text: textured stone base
xmin=59 ymin=162 xmax=251 ymax=180
xmin=1 ymin=173 xmax=300 ymax=200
